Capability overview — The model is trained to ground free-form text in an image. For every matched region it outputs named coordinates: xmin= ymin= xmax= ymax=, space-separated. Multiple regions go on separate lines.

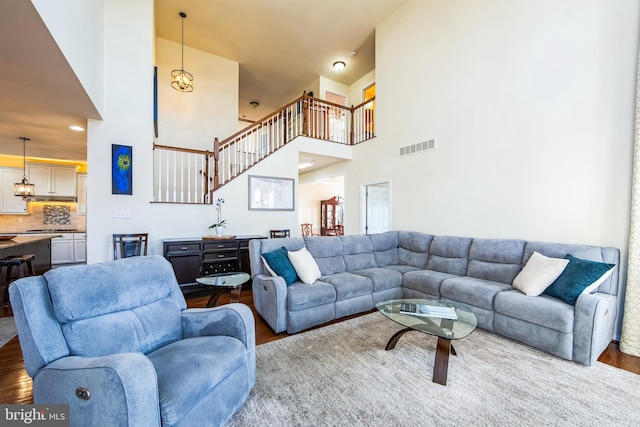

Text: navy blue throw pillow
xmin=543 ymin=254 xmax=615 ymax=305
xmin=262 ymin=247 xmax=298 ymax=286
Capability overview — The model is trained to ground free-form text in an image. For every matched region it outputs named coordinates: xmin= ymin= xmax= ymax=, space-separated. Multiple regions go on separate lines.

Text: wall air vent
xmin=399 ymin=139 xmax=436 ymax=157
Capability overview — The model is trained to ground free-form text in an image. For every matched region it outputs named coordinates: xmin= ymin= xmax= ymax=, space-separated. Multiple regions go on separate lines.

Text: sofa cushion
xmin=369 ymin=231 xmax=399 ymax=267
xmin=467 ymin=238 xmax=526 ymax=284
xmin=440 ymin=276 xmax=511 ymax=311
xmin=287 ymin=247 xmax=321 ymax=284
xmin=383 ymin=264 xmax=422 ymax=274
xmin=148 ymin=336 xmax=248 ymax=427
xmin=341 ymin=235 xmax=377 ymax=271
xmin=305 ymin=236 xmax=346 ymax=275
xmin=426 ymin=236 xmax=472 ymax=275
xmin=321 ymin=273 xmax=373 ymax=300
xmin=260 ymin=237 xmax=306 ymax=254
xmin=403 ymin=269 xmax=458 ymax=297
xmin=543 ymin=255 xmax=615 ymax=305
xmin=398 ymin=231 xmax=433 ymax=268
xmin=351 ymin=267 xmax=403 ymax=292
xmin=494 ymin=290 xmax=574 ymax=333
xmin=512 ymin=251 xmax=569 ymax=296
xmin=287 ymin=281 xmax=336 ymax=311
xmin=45 ymin=256 xmax=185 ymax=356
xmin=262 ymin=247 xmax=298 ymax=286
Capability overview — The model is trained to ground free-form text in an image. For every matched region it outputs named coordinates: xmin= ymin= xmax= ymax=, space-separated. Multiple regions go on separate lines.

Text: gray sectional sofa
xmin=248 ymin=231 xmax=620 ymax=365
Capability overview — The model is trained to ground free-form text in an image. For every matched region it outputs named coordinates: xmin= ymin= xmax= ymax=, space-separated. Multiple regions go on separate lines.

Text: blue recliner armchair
xmin=9 ymin=255 xmax=255 ymax=427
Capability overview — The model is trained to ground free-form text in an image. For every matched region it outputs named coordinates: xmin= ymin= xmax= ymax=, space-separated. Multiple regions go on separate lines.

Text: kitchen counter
xmin=0 ymin=235 xmax=62 ymax=249
xmin=0 ymin=235 xmax=61 ymax=275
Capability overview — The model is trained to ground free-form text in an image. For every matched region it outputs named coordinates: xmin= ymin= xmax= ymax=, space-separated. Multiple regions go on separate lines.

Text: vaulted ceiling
xmin=0 ymin=0 xmax=405 ymax=161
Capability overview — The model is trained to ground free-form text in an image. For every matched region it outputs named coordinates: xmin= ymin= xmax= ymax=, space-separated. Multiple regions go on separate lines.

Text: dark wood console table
xmin=163 ymin=235 xmax=266 ymax=298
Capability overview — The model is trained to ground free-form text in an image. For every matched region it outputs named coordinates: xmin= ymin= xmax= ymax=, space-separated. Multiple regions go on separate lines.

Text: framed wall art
xmin=112 ymin=144 xmax=132 ymax=195
xmin=248 ymin=175 xmax=295 ymax=211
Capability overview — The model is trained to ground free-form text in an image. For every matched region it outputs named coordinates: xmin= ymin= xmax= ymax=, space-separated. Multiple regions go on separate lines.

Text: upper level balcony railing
xmin=153 ymin=92 xmax=375 ymax=204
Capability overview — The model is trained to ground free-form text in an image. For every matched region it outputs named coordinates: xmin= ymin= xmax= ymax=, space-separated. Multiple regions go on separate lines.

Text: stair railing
xmin=153 ymin=92 xmax=375 ymax=204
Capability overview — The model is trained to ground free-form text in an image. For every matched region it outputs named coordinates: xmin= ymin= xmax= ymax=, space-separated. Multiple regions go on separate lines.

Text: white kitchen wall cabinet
xmin=0 ymin=168 xmax=28 ymax=214
xmin=27 ymin=164 xmax=77 ymax=197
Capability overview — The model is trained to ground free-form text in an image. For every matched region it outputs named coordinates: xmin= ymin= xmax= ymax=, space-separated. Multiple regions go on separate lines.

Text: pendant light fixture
xmin=171 ymin=12 xmax=194 ymax=92
xmin=14 ymin=137 xmax=35 ymax=199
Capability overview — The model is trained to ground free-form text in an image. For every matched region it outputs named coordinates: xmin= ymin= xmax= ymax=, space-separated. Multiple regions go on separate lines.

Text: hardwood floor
xmin=1 ymin=291 xmax=639 ymax=405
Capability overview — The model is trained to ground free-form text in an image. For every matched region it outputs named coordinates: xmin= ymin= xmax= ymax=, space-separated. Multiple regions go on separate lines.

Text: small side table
xmin=195 ymin=272 xmax=250 ymax=307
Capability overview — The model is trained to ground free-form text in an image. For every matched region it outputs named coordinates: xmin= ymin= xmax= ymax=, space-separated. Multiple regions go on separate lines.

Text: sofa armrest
xmin=181 ymin=304 xmax=256 ymax=386
xmin=34 ymin=353 xmax=160 ymax=427
xmin=252 ymin=273 xmax=288 ymax=333
xmin=573 ymin=292 xmax=617 ymax=365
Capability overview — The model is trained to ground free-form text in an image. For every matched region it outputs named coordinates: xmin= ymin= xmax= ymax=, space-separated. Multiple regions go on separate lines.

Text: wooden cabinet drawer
xmin=203 ymin=241 xmax=237 ymax=250
xmin=203 ymin=250 xmax=236 ymax=261
xmin=167 ymin=243 xmax=201 ymax=253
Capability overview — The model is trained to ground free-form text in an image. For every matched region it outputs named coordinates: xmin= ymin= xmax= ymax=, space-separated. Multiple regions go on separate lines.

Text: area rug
xmin=228 ymin=313 xmax=640 ymax=427
xmin=0 ymin=317 xmax=17 ymax=349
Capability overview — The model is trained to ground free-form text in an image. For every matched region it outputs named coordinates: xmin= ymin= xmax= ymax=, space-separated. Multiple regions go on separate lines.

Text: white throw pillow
xmin=582 ymin=267 xmax=615 ymax=295
xmin=260 ymin=255 xmax=277 ymax=277
xmin=512 ymin=251 xmax=569 ymax=296
xmin=287 ymin=247 xmax=321 ymax=284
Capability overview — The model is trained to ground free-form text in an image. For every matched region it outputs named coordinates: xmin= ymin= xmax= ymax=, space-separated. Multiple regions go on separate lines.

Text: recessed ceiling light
xmin=69 ymin=125 xmax=85 ymax=132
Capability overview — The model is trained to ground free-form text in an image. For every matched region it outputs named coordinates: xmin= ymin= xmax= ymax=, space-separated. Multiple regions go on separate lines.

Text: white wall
xmin=85 ymin=0 xmax=241 ymax=262
xmin=155 ymin=37 xmax=239 ymax=149
xmin=210 ymin=136 xmax=351 ymax=238
xmin=32 ymin=0 xmax=105 ymax=116
xmin=345 ymin=0 xmax=638 ymax=250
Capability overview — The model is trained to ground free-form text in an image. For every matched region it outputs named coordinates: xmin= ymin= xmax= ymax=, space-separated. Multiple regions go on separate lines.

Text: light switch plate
xmin=112 ymin=209 xmax=131 ymax=219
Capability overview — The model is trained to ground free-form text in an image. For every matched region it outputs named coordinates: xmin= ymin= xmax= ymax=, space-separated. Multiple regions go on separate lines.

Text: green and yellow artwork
xmin=112 ymin=144 xmax=132 ymax=195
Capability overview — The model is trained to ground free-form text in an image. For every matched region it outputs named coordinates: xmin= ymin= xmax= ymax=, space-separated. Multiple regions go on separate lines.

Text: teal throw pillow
xmin=262 ymin=247 xmax=298 ymax=286
xmin=543 ymin=254 xmax=615 ymax=305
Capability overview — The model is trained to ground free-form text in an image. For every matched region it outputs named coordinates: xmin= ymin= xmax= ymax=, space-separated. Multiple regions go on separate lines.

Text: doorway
xmin=363 ymin=182 xmax=390 ymax=234
xmin=325 ymin=91 xmax=348 ymax=143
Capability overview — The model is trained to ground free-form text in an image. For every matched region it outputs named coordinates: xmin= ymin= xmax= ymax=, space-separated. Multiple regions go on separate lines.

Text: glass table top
xmin=376 ymin=298 xmax=477 ymax=340
xmin=195 ymin=272 xmax=250 ymax=288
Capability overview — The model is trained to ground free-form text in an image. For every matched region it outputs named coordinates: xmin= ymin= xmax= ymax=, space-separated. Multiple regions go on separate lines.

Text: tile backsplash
xmin=43 ymin=205 xmax=72 ymax=225
xmin=0 ymin=203 xmax=86 ymax=232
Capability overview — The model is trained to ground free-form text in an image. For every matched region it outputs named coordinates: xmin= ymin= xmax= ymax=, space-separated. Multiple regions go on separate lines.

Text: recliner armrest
xmin=573 ymin=292 xmax=617 ymax=365
xmin=251 ymin=274 xmax=289 ymax=333
xmin=181 ymin=304 xmax=256 ymax=385
xmin=35 ymin=353 xmax=160 ymax=427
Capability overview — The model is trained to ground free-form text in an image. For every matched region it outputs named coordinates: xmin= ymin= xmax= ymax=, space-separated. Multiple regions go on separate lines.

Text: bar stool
xmin=0 ymin=254 xmax=36 ymax=307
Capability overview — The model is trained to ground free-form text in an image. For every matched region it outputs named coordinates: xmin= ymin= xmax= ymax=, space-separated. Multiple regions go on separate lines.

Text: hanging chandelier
xmin=14 ymin=137 xmax=35 ymax=199
xmin=171 ymin=12 xmax=194 ymax=92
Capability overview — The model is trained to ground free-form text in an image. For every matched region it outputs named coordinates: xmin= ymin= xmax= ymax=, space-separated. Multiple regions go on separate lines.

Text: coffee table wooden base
xmin=385 ymin=327 xmax=457 ymax=386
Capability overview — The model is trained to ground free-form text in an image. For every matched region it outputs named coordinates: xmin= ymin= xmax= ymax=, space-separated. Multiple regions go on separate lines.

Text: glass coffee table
xmin=376 ymin=298 xmax=477 ymax=386
xmin=195 ymin=272 xmax=250 ymax=307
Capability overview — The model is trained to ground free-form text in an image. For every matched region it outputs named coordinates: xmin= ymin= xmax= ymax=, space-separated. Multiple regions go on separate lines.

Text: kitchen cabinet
xmin=73 ymin=233 xmax=87 ymax=263
xmin=51 ymin=233 xmax=74 ymax=264
xmin=44 ymin=232 xmax=87 ymax=265
xmin=76 ymin=173 xmax=87 ymax=214
xmin=163 ymin=236 xmax=266 ymax=297
xmin=0 ymin=168 xmax=28 ymax=214
xmin=27 ymin=163 xmax=77 ymax=197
